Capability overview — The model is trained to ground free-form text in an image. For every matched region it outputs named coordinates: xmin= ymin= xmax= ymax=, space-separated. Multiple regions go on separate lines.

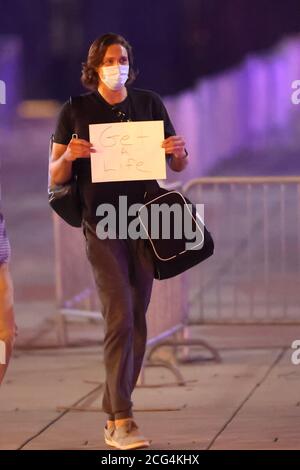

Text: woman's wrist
xmin=62 ymin=149 xmax=75 ymax=164
xmin=172 ymin=148 xmax=188 ymax=160
xmin=169 ymin=150 xmax=188 ymax=172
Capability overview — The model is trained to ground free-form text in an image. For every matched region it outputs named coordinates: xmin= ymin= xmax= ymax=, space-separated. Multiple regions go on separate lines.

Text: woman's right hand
xmin=64 ymin=137 xmax=96 ymax=162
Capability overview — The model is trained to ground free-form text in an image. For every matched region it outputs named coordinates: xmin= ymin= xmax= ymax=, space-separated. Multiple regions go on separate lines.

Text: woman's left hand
xmin=161 ymin=135 xmax=187 ymax=159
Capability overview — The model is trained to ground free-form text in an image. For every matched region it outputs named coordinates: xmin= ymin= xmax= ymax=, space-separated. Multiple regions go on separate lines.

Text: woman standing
xmin=50 ymin=32 xmax=188 ymax=450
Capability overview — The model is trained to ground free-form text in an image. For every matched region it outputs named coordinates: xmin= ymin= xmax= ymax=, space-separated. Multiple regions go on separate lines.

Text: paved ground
xmin=1 ymin=324 xmax=300 ymax=450
xmin=1 ymin=116 xmax=300 ymax=450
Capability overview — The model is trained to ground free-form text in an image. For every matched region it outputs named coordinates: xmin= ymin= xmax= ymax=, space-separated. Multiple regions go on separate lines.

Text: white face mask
xmin=100 ymin=64 xmax=129 ymax=91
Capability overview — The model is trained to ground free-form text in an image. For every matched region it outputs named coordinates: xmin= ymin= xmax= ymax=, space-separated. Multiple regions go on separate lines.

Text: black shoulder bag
xmin=48 ymin=97 xmax=82 ymax=227
xmin=139 ymin=180 xmax=214 ymax=280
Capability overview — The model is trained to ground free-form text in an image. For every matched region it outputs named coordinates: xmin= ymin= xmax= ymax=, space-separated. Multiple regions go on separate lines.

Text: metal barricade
xmin=183 ymin=176 xmax=300 ymax=324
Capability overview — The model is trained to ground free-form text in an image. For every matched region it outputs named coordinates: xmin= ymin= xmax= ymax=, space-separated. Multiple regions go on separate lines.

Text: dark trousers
xmin=83 ymin=220 xmax=154 ymax=420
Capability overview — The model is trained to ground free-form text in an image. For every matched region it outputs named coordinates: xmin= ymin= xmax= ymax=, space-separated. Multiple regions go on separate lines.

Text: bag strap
xmin=69 ymin=95 xmax=82 ymax=135
xmin=48 ymin=133 xmax=54 ymax=190
xmin=48 ymin=133 xmax=54 ymax=160
xmin=69 ymin=95 xmax=83 ymax=178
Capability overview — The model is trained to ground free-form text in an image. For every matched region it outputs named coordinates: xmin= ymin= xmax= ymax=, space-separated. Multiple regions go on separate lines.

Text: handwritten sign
xmin=89 ymin=120 xmax=166 ymax=183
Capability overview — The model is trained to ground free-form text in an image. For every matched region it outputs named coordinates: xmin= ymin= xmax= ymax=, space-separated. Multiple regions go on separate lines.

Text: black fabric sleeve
xmin=53 ymin=98 xmax=73 ymax=145
xmin=150 ymin=91 xmax=188 ymax=164
xmin=150 ymin=91 xmax=176 ymax=139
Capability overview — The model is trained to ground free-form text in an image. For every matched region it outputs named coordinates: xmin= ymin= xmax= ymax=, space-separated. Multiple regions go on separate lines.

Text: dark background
xmin=1 ymin=0 xmax=300 ymax=100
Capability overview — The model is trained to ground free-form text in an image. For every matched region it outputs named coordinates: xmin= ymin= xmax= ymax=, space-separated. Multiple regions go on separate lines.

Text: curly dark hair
xmin=81 ymin=33 xmax=137 ymax=91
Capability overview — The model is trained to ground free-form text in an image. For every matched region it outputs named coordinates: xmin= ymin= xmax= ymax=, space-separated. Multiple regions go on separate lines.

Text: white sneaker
xmin=104 ymin=423 xmax=115 ymax=447
xmin=110 ymin=420 xmax=150 ymax=450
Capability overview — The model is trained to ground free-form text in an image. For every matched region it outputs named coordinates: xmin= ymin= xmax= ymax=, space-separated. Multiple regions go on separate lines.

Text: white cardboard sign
xmin=89 ymin=120 xmax=166 ymax=183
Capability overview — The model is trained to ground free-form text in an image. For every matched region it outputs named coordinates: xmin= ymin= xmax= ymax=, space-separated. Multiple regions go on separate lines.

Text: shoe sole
xmin=104 ymin=436 xmax=118 ymax=448
xmin=111 ymin=440 xmax=150 ymax=450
